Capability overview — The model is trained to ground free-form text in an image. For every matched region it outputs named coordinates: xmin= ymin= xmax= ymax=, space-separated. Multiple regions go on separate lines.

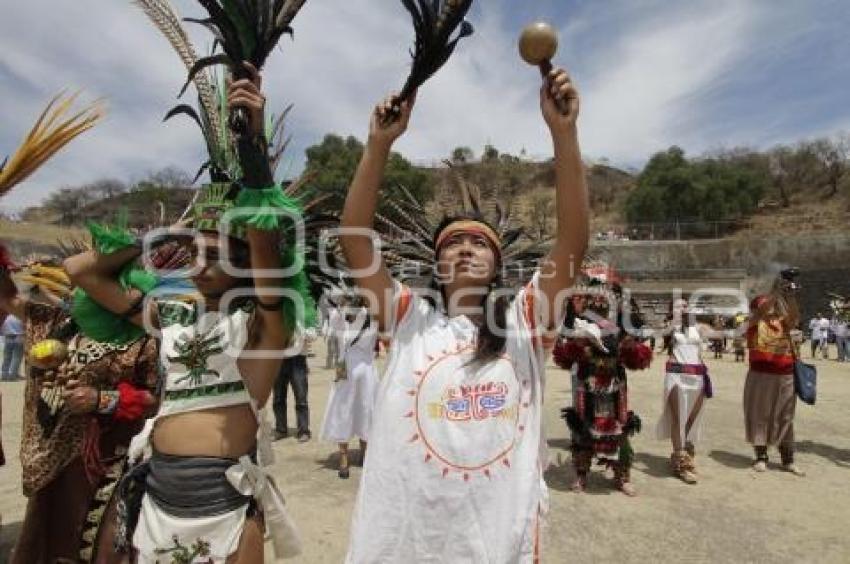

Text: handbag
xmin=788 ymin=335 xmax=816 ymax=405
xmin=334 ymin=319 xmax=367 ymax=382
xmin=334 ymin=360 xmax=348 ymax=382
xmin=703 ymin=373 xmax=714 ymax=399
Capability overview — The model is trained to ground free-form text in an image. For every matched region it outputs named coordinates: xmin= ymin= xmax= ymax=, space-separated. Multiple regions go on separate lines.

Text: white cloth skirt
xmin=134 ymin=494 xmax=248 ymax=563
xmin=320 ymin=359 xmax=378 ymax=443
xmin=656 ymin=369 xmax=706 ymax=446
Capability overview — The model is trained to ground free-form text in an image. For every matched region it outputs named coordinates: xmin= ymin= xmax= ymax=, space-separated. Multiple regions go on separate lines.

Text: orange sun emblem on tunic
xmin=404 ymin=342 xmax=533 ymax=481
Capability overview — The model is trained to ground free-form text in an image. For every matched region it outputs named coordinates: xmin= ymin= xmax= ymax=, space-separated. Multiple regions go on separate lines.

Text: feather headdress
xmin=0 ymin=92 xmax=104 ymax=196
xmin=386 ymin=0 xmax=474 ymax=120
xmin=183 ymin=0 xmax=309 ymax=132
xmin=14 ymin=262 xmax=74 ymax=298
xmin=137 ymin=0 xmax=295 ymax=193
xmin=374 ymin=166 xmax=549 ymax=287
xmin=134 ymin=0 xmax=221 ymax=134
xmin=135 ymin=0 xmax=236 ymax=184
xmin=140 ymin=1 xmax=335 ymax=326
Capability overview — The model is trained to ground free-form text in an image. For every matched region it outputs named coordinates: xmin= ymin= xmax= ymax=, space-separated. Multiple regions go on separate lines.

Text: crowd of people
xmin=664 ymin=305 xmax=849 ymax=364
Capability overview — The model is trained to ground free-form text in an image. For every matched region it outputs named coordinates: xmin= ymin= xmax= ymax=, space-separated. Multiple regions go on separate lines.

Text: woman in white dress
xmin=320 ymin=300 xmax=378 ymax=479
xmin=656 ymin=299 xmax=709 ymax=484
xmin=338 ymin=63 xmax=588 ymax=562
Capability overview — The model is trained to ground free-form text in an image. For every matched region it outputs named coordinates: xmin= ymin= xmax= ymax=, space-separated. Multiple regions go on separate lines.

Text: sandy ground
xmin=1 ymin=341 xmax=849 ymax=563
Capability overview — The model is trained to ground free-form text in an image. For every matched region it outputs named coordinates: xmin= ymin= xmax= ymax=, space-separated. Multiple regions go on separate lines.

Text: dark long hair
xmin=662 ymin=300 xmax=690 ymax=355
xmin=430 ymin=213 xmax=511 ymax=365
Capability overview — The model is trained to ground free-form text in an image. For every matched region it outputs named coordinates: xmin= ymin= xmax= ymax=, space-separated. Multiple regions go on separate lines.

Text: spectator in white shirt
xmin=1 ymin=313 xmax=24 ymax=381
xmin=809 ymin=314 xmax=829 ymax=359
xmin=832 ymin=316 xmax=848 ymax=362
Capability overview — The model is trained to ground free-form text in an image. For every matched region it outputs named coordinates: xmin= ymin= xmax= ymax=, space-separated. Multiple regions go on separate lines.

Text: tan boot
xmin=779 ymin=446 xmax=805 ymax=477
xmin=571 ymin=448 xmax=592 ymax=493
xmin=671 ymin=451 xmax=698 ymax=484
xmin=570 ymin=473 xmax=588 ymax=493
xmin=614 ymin=465 xmax=637 ymax=496
xmin=753 ymin=446 xmax=768 ymax=472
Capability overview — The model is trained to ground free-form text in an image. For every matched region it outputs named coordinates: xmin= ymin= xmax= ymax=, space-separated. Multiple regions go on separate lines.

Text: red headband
xmin=435 ymin=221 xmax=502 ymax=261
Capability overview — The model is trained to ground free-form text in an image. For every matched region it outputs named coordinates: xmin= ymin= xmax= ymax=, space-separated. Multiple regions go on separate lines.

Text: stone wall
xmin=593 ymin=233 xmax=850 ymax=323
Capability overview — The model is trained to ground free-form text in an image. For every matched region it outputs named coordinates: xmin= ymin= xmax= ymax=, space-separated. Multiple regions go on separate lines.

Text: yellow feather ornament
xmin=0 ymin=92 xmax=104 ymax=196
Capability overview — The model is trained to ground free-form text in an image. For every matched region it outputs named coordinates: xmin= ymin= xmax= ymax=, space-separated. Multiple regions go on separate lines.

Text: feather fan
xmin=385 ymin=0 xmax=474 ymax=121
xmin=183 ymin=0 xmax=309 ymax=133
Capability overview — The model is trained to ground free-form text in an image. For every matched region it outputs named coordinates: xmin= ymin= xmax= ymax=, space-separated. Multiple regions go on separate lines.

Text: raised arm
xmin=65 ymin=245 xmax=151 ymax=327
xmin=537 ymin=68 xmax=589 ymax=330
xmin=340 ymin=93 xmax=416 ymax=332
xmin=228 ymin=64 xmax=289 ymax=350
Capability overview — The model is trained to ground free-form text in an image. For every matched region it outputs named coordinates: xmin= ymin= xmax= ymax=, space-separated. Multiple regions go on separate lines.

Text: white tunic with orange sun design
xmin=345 ymin=278 xmax=550 ymax=564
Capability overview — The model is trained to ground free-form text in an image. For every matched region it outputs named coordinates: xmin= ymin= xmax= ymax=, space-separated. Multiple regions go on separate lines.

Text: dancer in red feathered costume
xmin=553 ymin=278 xmax=652 ymax=496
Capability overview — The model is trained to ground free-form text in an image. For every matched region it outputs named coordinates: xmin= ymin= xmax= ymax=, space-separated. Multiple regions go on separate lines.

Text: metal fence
xmin=594 ymin=214 xmax=850 ymax=242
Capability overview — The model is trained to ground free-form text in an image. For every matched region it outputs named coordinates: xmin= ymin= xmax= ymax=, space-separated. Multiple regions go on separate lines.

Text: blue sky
xmin=1 ymin=0 xmax=848 ymax=211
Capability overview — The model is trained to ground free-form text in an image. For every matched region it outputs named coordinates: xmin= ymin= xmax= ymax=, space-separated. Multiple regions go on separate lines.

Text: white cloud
xmin=1 ymin=0 xmax=847 ymax=212
xmin=576 ymin=1 xmax=761 ymax=163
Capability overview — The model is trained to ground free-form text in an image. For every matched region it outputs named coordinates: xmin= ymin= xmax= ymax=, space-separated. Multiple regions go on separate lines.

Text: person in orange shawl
xmin=744 ymin=268 xmax=806 ymax=476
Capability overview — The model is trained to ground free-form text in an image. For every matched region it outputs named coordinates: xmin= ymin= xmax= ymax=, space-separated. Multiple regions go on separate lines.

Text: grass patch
xmin=0 ymin=220 xmax=88 ymax=245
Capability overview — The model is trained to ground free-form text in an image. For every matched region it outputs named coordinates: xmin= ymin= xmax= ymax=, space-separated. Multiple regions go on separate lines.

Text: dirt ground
xmin=1 ymin=341 xmax=849 ymax=563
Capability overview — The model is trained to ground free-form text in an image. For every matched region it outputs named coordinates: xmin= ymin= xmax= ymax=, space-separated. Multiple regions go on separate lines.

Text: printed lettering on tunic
xmin=405 ymin=343 xmax=532 ymax=479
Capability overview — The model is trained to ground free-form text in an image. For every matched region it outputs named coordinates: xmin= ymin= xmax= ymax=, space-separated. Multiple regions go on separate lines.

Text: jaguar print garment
xmin=20 ymin=302 xmax=159 ymax=496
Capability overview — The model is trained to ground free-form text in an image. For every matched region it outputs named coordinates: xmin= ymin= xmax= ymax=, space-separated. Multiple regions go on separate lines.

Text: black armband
xmin=120 ymin=294 xmax=146 ymax=319
xmin=236 ymin=134 xmax=274 ymax=189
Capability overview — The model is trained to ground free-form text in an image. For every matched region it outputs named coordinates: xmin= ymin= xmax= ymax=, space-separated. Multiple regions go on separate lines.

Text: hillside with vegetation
xmin=4 ymin=132 xmax=848 ymax=247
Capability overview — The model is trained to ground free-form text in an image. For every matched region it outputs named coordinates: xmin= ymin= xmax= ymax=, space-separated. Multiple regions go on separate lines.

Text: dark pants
xmin=273 ymin=355 xmax=310 ymax=436
xmin=2 ymin=337 xmax=24 ymax=379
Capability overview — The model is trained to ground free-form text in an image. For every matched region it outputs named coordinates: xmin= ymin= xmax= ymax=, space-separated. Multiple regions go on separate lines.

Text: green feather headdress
xmin=182 ymin=0 xmax=309 ymax=132
xmin=137 ymin=0 xmax=335 ymax=331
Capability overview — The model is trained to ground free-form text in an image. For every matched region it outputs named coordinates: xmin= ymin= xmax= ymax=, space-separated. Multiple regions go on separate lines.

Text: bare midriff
xmin=152 ymin=404 xmax=258 ymax=459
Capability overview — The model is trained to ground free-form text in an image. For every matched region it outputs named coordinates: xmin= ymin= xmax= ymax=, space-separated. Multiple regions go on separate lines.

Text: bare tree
xmin=811 ymin=134 xmax=849 ymax=198
xmin=43 ymin=186 xmax=97 ymax=225
xmin=144 ymin=166 xmax=192 ymax=189
xmin=529 ymin=193 xmax=554 ymax=241
xmin=88 ymin=178 xmax=128 ymax=200
xmin=768 ymin=144 xmax=818 ymax=207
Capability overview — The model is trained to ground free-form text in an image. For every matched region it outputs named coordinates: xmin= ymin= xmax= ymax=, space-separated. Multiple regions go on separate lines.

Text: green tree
xmin=450 ymin=146 xmax=474 ymax=164
xmin=482 ymin=144 xmax=500 ymax=162
xmin=624 ymin=146 xmax=766 ymax=231
xmin=303 ymin=134 xmax=432 ymax=217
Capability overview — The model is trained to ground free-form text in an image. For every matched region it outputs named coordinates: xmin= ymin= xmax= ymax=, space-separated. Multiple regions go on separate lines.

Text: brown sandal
xmin=671 ymin=451 xmax=698 ymax=484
